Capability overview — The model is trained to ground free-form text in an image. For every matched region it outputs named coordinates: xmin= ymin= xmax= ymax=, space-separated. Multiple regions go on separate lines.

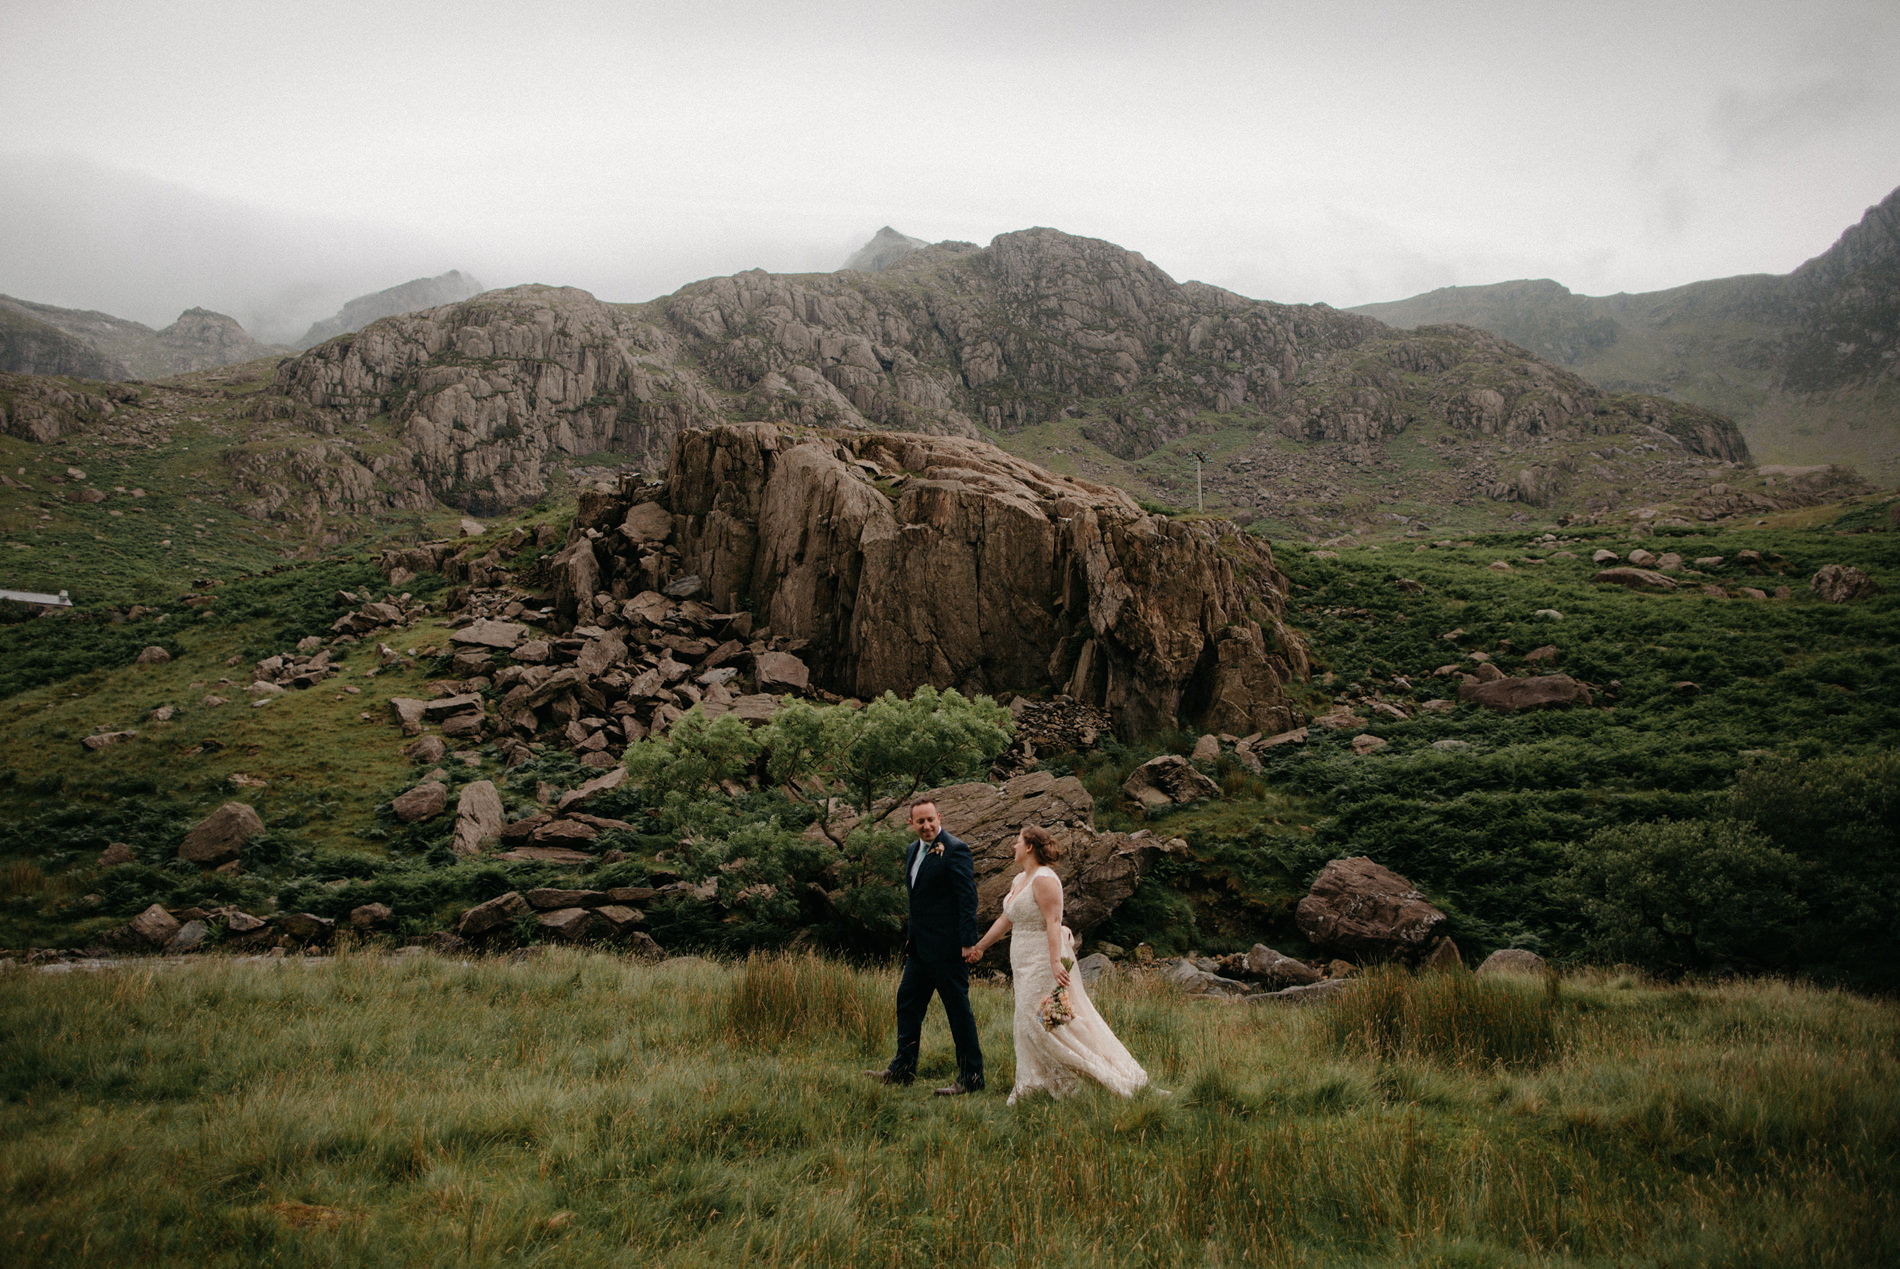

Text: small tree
xmin=760 ymin=686 xmax=1014 ymax=845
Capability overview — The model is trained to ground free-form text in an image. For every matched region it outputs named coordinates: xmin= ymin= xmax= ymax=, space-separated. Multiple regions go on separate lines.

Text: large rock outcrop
xmin=564 ymin=423 xmax=1309 ymax=738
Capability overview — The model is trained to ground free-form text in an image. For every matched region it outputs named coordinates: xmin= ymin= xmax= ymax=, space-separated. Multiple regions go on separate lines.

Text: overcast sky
xmin=4 ymin=0 xmax=1897 ymax=343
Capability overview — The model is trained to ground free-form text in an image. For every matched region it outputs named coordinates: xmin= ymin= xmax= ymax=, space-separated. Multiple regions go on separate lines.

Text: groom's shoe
xmin=933 ymin=1078 xmax=983 ymax=1096
xmin=865 ymin=1068 xmax=912 ymax=1086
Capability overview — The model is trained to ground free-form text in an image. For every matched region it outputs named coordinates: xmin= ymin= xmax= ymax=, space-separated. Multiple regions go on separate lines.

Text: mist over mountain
xmin=0 ymin=154 xmax=460 ymax=345
xmin=840 ymin=227 xmax=930 ymax=273
xmin=1352 ymin=184 xmax=1900 ymax=481
xmin=0 ymin=293 xmax=279 ymax=379
xmin=296 ymin=271 xmax=486 ymax=349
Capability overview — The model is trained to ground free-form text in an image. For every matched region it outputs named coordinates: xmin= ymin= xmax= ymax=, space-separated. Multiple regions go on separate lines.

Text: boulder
xmin=99 ymin=841 xmax=134 ymax=867
xmin=526 ymin=888 xmax=607 ymax=910
xmin=349 ymin=903 xmax=394 ymax=931
xmin=1190 ymin=734 xmax=1221 ymax=762
xmin=451 ymin=618 xmax=530 ymax=649
xmin=163 ymin=920 xmax=210 ymax=954
xmin=1419 ymin=937 xmax=1464 ymax=972
xmin=403 ymin=734 xmax=447 ymax=765
xmin=1076 ymin=952 xmax=1115 ymax=987
xmin=1475 ymin=948 xmax=1549 ymax=978
xmin=1350 ymin=734 xmax=1387 ymax=755
xmin=1163 ymin=958 xmax=1252 ymax=998
xmin=224 ymin=910 xmax=267 ymax=935
xmin=1243 ymin=944 xmax=1322 ymax=989
xmin=1244 ymin=979 xmax=1348 ymax=1006
xmin=177 ymin=802 xmax=264 ymax=867
xmin=457 ymin=890 xmax=529 ymax=938
xmin=389 ymin=697 xmax=428 ymax=735
xmin=129 ymin=903 xmax=180 ymax=947
xmin=620 ymin=500 xmax=675 ymax=544
xmin=1296 ymin=856 xmax=1448 ymax=961
xmin=1810 ymin=564 xmax=1880 ymax=603
xmin=391 ymin=781 xmax=448 ymax=823
xmin=135 ymin=645 xmax=171 ymax=665
xmin=279 ymin=912 xmax=335 ymax=942
xmin=82 ymin=730 xmax=138 ymax=750
xmin=627 ymin=931 xmax=667 ymax=962
xmin=1457 ymin=674 xmax=1592 ymax=713
xmin=594 ymin=905 xmax=645 ymax=934
xmin=1626 ymin=548 xmax=1658 ymax=567
xmin=537 ymin=907 xmax=597 ymax=941
xmin=754 ymin=651 xmax=810 ymax=694
xmin=1121 ymin=754 xmax=1220 ymax=809
xmin=450 ymin=780 xmax=505 ymax=856
xmin=1594 ymin=567 xmax=1677 ymax=592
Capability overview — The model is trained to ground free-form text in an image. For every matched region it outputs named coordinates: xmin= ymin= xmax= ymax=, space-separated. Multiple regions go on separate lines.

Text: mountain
xmin=249 ymin=226 xmax=1752 ymax=533
xmin=0 ymin=294 xmax=279 ymax=379
xmin=295 ymin=270 xmax=486 ymax=349
xmin=0 ymin=303 xmax=128 ymax=379
xmin=1351 ymin=185 xmax=1900 ymax=482
xmin=840 ymin=226 xmax=930 ymax=273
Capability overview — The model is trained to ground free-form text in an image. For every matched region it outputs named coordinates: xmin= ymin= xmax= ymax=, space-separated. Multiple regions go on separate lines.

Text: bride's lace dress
xmin=1005 ymin=869 xmax=1149 ymax=1104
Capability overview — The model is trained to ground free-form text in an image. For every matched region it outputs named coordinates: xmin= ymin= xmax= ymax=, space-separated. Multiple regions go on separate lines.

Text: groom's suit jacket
xmin=904 ymin=830 xmax=979 ymax=963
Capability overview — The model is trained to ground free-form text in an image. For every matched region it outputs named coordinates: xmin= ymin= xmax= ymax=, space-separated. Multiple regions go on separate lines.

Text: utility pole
xmin=1190 ymin=451 xmax=1207 ymax=513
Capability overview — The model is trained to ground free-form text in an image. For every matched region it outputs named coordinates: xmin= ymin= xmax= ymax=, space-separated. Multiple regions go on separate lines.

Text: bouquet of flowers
xmin=1037 ymin=957 xmax=1077 ymax=1030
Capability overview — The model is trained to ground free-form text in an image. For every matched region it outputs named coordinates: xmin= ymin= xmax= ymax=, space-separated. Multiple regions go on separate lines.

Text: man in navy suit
xmin=866 ymin=799 xmax=985 ymax=1094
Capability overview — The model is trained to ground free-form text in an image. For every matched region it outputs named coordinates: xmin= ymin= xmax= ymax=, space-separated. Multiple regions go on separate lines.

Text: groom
xmin=866 ymin=799 xmax=985 ymax=1095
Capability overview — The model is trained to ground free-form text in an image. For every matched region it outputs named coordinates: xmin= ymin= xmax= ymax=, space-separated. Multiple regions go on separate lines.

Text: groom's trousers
xmin=890 ymin=953 xmax=984 ymax=1086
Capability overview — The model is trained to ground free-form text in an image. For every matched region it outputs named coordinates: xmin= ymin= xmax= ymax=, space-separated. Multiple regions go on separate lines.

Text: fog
xmin=3 ymin=0 xmax=1897 ymax=343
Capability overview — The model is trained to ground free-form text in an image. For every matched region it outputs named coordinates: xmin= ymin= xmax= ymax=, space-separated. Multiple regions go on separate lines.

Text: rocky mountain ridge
xmin=1351 ymin=184 xmax=1900 ymax=481
xmin=243 ymin=227 xmax=1751 ymax=529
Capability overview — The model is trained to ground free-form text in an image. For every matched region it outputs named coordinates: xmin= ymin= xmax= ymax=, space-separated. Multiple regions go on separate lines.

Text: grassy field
xmin=1 ymin=949 xmax=1894 ymax=1267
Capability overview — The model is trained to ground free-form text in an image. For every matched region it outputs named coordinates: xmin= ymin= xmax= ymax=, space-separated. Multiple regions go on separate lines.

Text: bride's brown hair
xmin=1020 ymin=824 xmax=1065 ymax=864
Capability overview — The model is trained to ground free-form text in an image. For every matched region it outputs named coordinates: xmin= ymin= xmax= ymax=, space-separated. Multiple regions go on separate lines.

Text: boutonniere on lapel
xmin=928 ymin=843 xmax=945 ymax=858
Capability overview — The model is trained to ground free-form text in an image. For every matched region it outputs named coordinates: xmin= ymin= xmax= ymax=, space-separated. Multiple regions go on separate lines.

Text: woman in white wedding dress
xmin=967 ymin=825 xmax=1150 ymax=1104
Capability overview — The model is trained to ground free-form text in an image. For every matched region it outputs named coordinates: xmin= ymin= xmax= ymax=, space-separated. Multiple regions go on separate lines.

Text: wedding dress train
xmin=1004 ymin=869 xmax=1150 ymax=1105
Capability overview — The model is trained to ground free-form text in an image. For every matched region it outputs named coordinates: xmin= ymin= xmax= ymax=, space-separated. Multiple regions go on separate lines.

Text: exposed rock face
xmin=251 ymin=226 xmax=1748 ymax=517
xmin=0 ymin=372 xmax=131 ymax=442
xmin=260 ymin=285 xmax=719 ymax=514
xmin=574 ymin=423 xmax=1307 ymax=737
xmin=1296 ymin=856 xmax=1449 ymax=962
xmin=297 ymin=270 xmax=485 ymax=348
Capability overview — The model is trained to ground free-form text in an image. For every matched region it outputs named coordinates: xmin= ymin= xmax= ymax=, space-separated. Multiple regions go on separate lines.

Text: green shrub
xmin=1560 ymin=818 xmax=1805 ymax=976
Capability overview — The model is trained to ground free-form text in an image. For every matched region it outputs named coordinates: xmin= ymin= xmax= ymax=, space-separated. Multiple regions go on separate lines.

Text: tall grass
xmin=1 ymin=951 xmax=1894 ymax=1266
xmin=720 ymin=950 xmax=890 ymax=1051
xmin=1320 ymin=963 xmax=1564 ymax=1069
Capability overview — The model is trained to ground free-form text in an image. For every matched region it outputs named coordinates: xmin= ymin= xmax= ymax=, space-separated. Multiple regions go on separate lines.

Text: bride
xmin=966 ymin=825 xmax=1150 ymax=1104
